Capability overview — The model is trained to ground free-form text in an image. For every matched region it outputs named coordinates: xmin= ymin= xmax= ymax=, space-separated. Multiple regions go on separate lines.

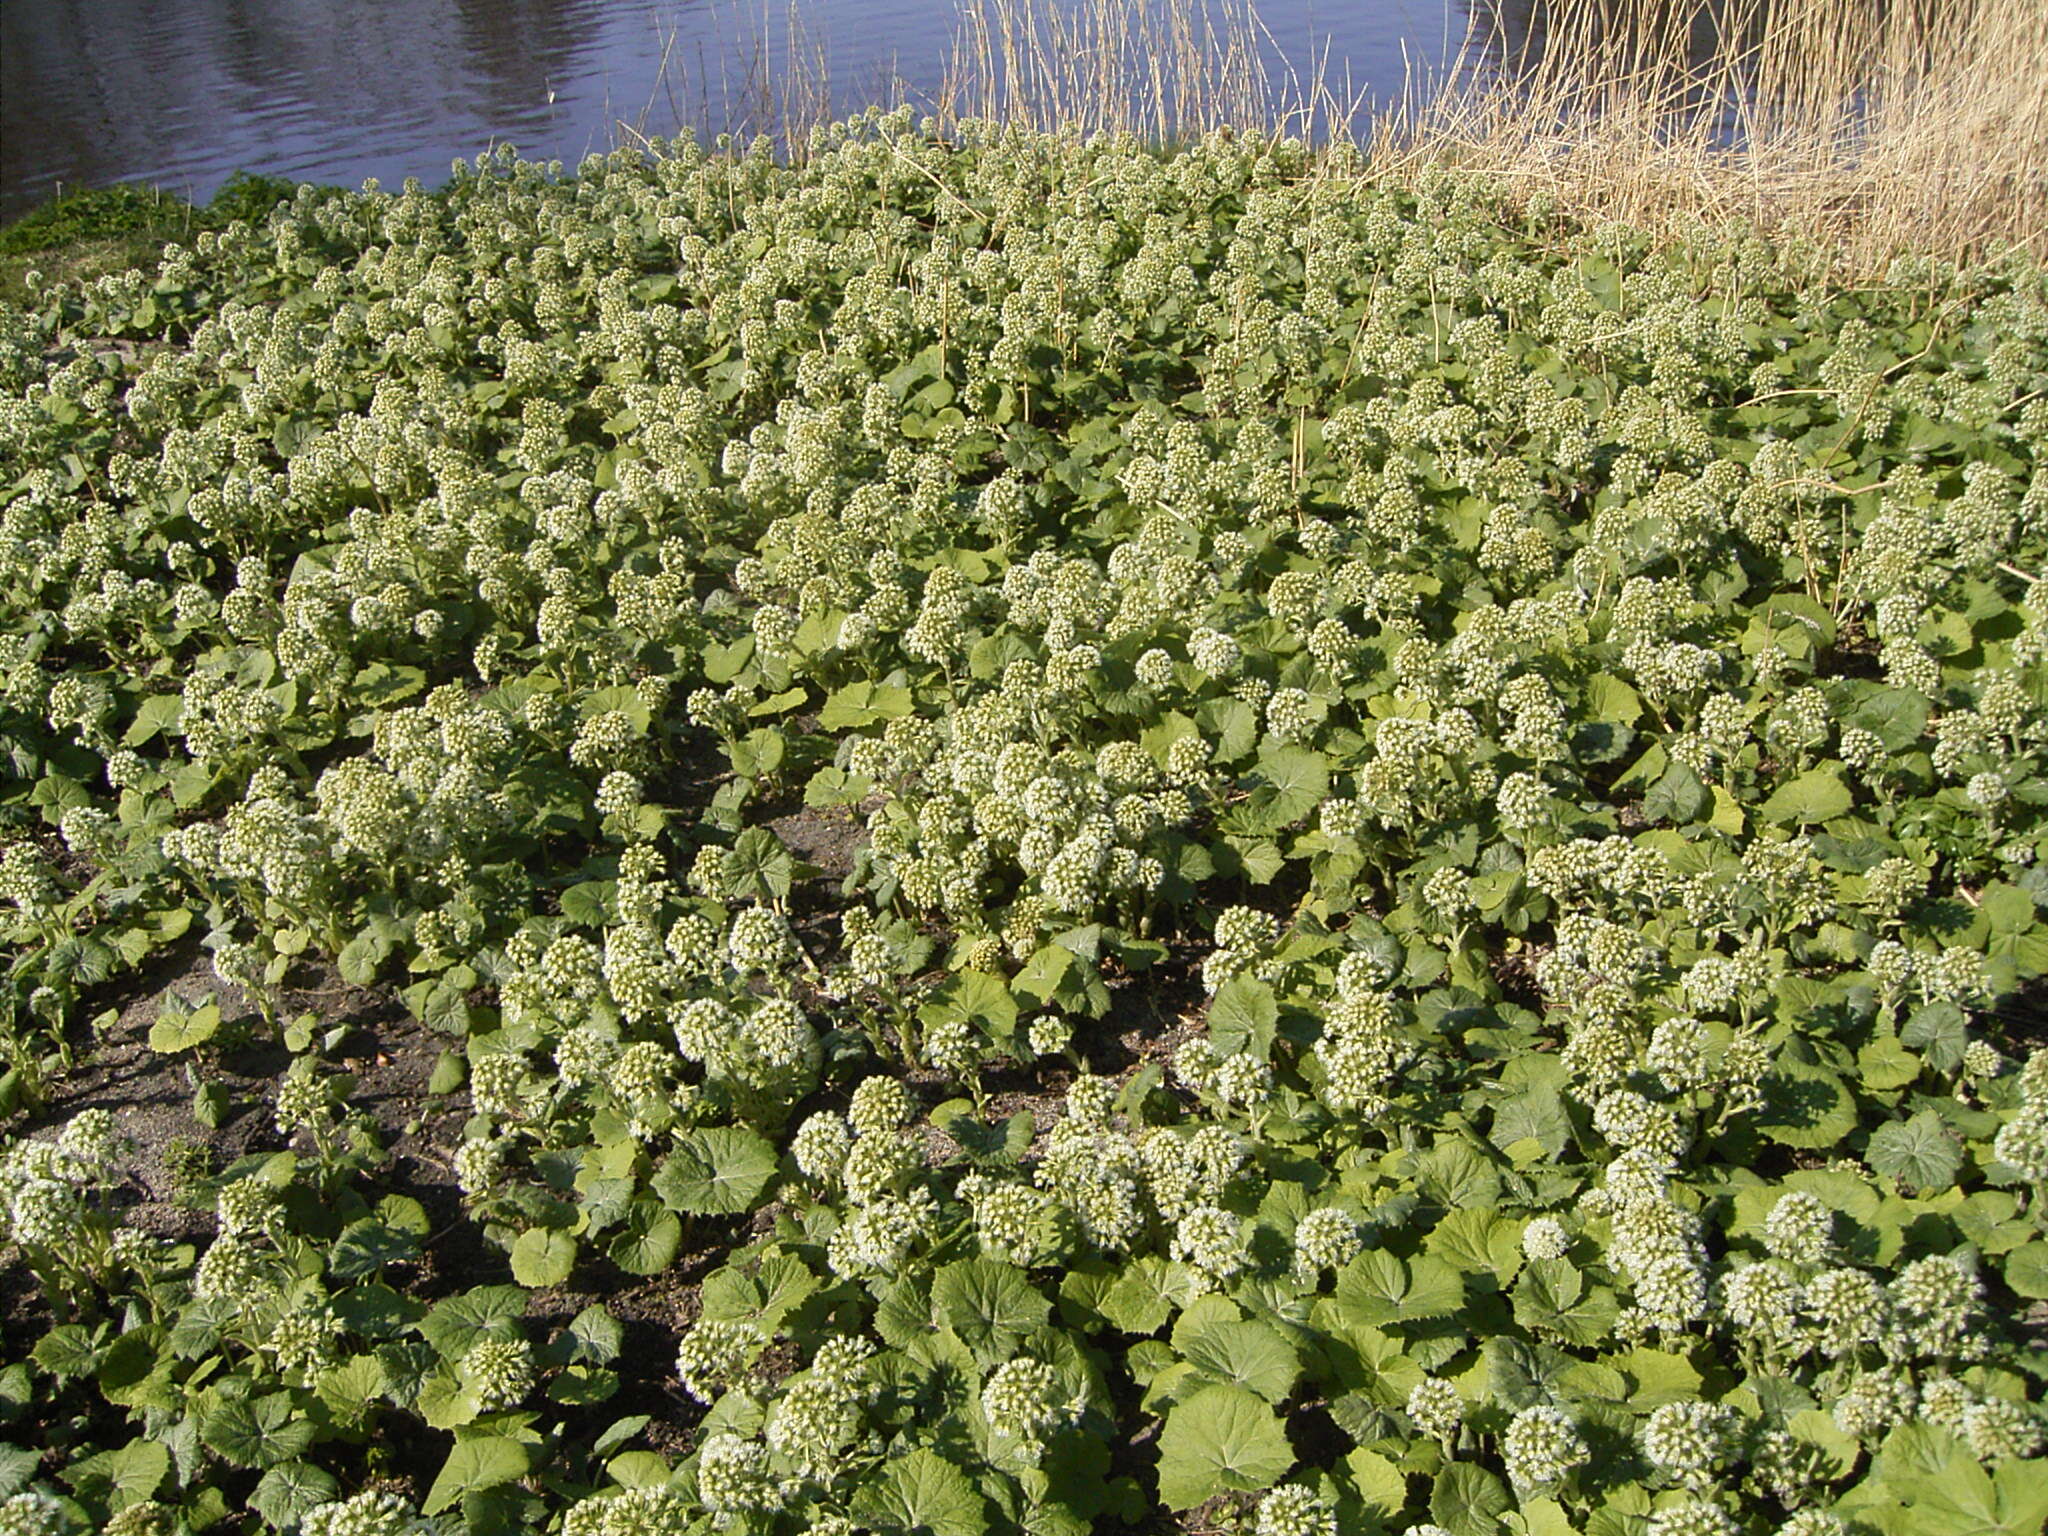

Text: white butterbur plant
xmin=1255 ymin=1484 xmax=1338 ymax=1536
xmin=1641 ymin=1400 xmax=1734 ymax=1486
xmin=1407 ymin=1376 xmax=1464 ymax=1444
xmin=981 ymin=1356 xmax=1078 ymax=1464
xmin=298 ymin=1492 xmax=419 ymax=1536
xmin=0 ymin=1110 xmax=136 ymax=1306
xmin=1294 ymin=1205 xmax=1364 ymax=1280
xmin=1 ymin=108 xmax=2045 ymax=1536
xmin=1502 ymin=1405 xmax=1590 ymax=1490
xmin=675 ymin=1318 xmax=764 ymax=1404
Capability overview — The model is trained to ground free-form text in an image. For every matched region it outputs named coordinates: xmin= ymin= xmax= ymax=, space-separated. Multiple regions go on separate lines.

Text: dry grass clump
xmin=1403 ymin=0 xmax=2048 ymax=268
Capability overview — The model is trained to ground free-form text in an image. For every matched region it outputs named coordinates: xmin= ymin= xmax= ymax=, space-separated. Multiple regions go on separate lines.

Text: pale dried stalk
xmin=1403 ymin=0 xmax=2048 ymax=267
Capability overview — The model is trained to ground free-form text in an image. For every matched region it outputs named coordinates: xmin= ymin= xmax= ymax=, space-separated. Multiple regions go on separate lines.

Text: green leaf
xmin=593 ymin=1415 xmax=649 ymax=1459
xmin=337 ymin=927 xmax=392 ymax=986
xmin=805 ymin=765 xmax=873 ymax=807
xmin=1858 ymin=1033 xmax=1924 ymax=1091
xmin=1614 ymin=1347 xmax=1702 ymax=1408
xmin=1756 ymin=1064 xmax=1857 ymax=1149
xmin=820 ymin=680 xmax=913 ymax=730
xmin=1331 ymin=1249 xmax=1410 ymax=1328
xmin=1788 ymin=1408 xmax=1861 ymax=1481
xmin=67 ymin=1436 xmax=168 ymax=1510
xmin=1156 ymin=1384 xmax=1295 ymax=1509
xmin=1244 ymin=743 xmax=1328 ymax=831
xmin=428 ymin=1049 xmax=467 ymax=1096
xmin=1483 ymin=1336 xmax=1571 ymax=1411
xmin=591 ymin=1447 xmax=669 ymax=1492
xmin=94 ymin=1328 xmax=160 ymax=1405
xmin=1427 ymin=1209 xmax=1524 ymax=1280
xmin=932 ymin=1259 xmax=1051 ymax=1364
xmin=511 ymin=1227 xmax=578 ymax=1288
xmin=0 ymin=1444 xmax=35 ymax=1496
xmin=608 ymin=1201 xmax=682 ymax=1276
xmin=351 ymin=661 xmax=425 ymax=708
xmin=423 ymin=1436 xmax=530 ymax=1516
xmin=652 ymin=1126 xmax=778 ymax=1216
xmin=1954 ymin=1192 xmax=2028 ymax=1255
xmin=199 ymin=1394 xmax=317 ymax=1469
xmin=850 ymin=1448 xmax=990 ymax=1536
xmin=933 ymin=1105 xmax=1033 ymax=1164
xmin=1759 ymin=766 xmax=1854 ymax=824
xmin=249 ymin=1461 xmax=337 ymax=1528
xmin=1488 ymin=1087 xmax=1571 ymax=1159
xmin=549 ymin=1365 xmax=619 ymax=1406
xmin=417 ymin=1367 xmax=481 ymax=1430
xmin=1099 ymin=1258 xmax=1192 ymax=1336
xmin=1202 ymin=697 xmax=1259 ymax=763
xmin=749 ymin=686 xmax=808 ymax=717
xmin=558 ymin=880 xmax=617 ymax=929
xmin=1347 ymin=1447 xmax=1409 ymax=1520
xmin=1326 ymin=1247 xmax=1466 ymax=1332
xmin=1847 ymin=687 xmax=1929 ymax=752
xmin=1416 ymin=1140 xmax=1502 ymax=1211
xmin=1399 ymin=1256 xmax=1468 ymax=1322
xmin=568 ymin=1305 xmax=626 ymax=1363
xmin=418 ymin=1285 xmax=526 ymax=1360
xmin=1902 ymin=1002 xmax=1970 ymax=1074
xmin=315 ymin=1354 xmax=388 ymax=1419
xmin=1431 ymin=1463 xmax=1513 ymax=1536
xmin=2003 ymin=1242 xmax=2048 ymax=1300
xmin=1866 ymin=1110 xmax=1963 ymax=1192
xmin=30 ymin=772 xmax=92 ymax=824
xmin=1982 ymin=882 xmax=2036 ymax=935
xmin=1643 ymin=759 xmax=1709 ymax=824
xmin=723 ymin=828 xmax=794 ymax=903
xmin=727 ymin=726 xmax=785 ymax=781
xmin=1586 ymin=673 xmax=1642 ymax=724
xmin=699 ymin=1254 xmax=820 ymax=1331
xmin=32 ymin=1325 xmax=100 ymax=1381
xmin=328 ymin=1218 xmax=420 ymax=1280
xmin=1908 ymin=1445 xmax=2048 ymax=1536
xmin=147 ymin=1000 xmax=219 ymax=1054
xmin=1012 ymin=943 xmax=1075 ymax=1004
xmin=123 ymin=693 xmax=182 ymax=747
xmin=1176 ymin=1317 xmax=1301 ymax=1404
xmin=1512 ymin=1259 xmax=1618 ymax=1347
xmin=922 ymin=970 xmax=1018 ymax=1040
xmin=1207 ymin=975 xmax=1278 ymax=1058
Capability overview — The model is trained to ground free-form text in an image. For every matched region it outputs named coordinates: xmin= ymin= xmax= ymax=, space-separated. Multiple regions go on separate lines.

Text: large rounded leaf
xmin=850 ymin=1448 xmax=990 ymax=1536
xmin=1156 ymin=1383 xmax=1295 ymax=1509
xmin=652 ymin=1126 xmax=779 ymax=1216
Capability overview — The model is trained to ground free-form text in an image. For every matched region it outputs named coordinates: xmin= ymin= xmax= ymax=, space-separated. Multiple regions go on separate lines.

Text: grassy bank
xmin=0 ymin=174 xmax=301 ymax=308
xmin=1 ymin=113 xmax=2046 ymax=1536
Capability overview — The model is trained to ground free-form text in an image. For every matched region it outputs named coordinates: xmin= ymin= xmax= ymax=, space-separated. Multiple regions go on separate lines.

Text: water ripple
xmin=3 ymin=0 xmax=1464 ymax=220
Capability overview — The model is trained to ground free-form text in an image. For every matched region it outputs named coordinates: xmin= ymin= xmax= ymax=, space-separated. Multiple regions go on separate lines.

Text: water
xmin=1 ymin=0 xmax=1484 ymax=224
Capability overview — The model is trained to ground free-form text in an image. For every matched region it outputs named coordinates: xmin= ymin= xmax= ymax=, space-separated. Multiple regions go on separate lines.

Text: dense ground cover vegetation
xmin=0 ymin=176 xmax=300 ymax=310
xmin=2 ymin=110 xmax=2047 ymax=1536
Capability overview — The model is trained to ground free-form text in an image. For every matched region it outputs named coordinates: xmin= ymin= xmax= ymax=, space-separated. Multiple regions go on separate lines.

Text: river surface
xmin=0 ymin=0 xmax=1523 ymax=222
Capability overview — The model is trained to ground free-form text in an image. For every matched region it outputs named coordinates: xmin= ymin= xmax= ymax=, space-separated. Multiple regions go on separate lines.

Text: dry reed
xmin=629 ymin=0 xmax=837 ymax=155
xmin=939 ymin=0 xmax=1273 ymax=146
xmin=1404 ymin=0 xmax=2048 ymax=268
